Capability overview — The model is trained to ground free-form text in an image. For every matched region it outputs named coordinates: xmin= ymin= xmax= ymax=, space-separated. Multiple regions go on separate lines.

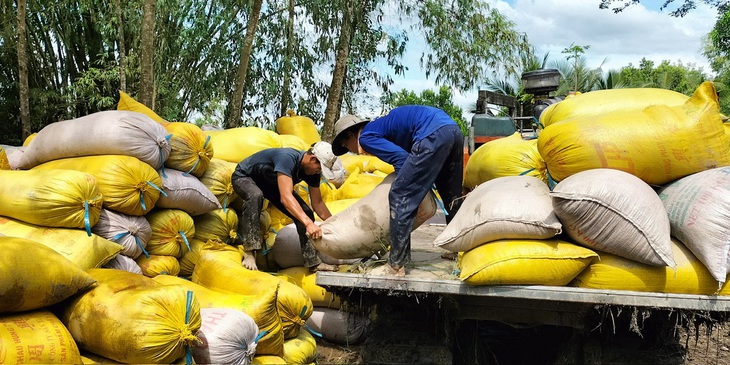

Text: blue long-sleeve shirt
xmin=359 ymin=105 xmax=456 ymax=171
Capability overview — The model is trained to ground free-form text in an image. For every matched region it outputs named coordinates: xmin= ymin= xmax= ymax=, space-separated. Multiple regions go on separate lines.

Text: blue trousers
xmin=388 ymin=124 xmax=463 ymax=268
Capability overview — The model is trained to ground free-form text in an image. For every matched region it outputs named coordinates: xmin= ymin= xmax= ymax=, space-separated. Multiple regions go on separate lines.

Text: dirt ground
xmin=313 ymin=216 xmax=730 ymax=365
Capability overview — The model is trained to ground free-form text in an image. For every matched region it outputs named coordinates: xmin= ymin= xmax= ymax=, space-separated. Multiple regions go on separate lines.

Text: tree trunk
xmin=139 ymin=0 xmax=155 ymax=107
xmin=226 ymin=0 xmax=263 ymax=129
xmin=115 ymin=0 xmax=127 ymax=93
xmin=321 ymin=1 xmax=354 ymax=142
xmin=279 ymin=0 xmax=295 ymax=118
xmin=17 ymin=0 xmax=31 ymax=140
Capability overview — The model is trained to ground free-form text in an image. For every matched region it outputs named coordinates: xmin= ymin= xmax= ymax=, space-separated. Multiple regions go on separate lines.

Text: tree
xmin=562 ymin=43 xmax=591 ymax=92
xmin=16 ymin=0 xmax=30 ymax=141
xmin=226 ymin=0 xmax=263 ymax=128
xmin=139 ymin=0 xmax=155 ymax=107
xmin=599 ymin=0 xmax=728 ymax=17
xmin=618 ymin=58 xmax=707 ymax=95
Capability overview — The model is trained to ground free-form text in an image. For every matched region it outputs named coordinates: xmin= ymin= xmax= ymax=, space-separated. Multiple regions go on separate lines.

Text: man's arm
xmin=309 ymin=186 xmax=332 ymax=220
xmin=277 ymin=173 xmax=322 ymax=239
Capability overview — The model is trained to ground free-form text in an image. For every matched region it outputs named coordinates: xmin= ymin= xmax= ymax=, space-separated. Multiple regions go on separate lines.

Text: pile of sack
xmin=454 ymin=81 xmax=730 ymax=295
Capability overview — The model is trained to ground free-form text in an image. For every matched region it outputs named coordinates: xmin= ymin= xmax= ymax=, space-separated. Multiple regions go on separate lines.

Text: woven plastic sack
xmin=193 ymin=208 xmax=238 ymax=244
xmin=59 ymin=268 xmax=201 ymax=364
xmin=192 ymin=308 xmax=259 ymax=365
xmin=0 ymin=310 xmax=81 ymax=363
xmin=458 ymin=238 xmax=597 ymax=286
xmin=306 ymin=307 xmax=368 ymax=345
xmin=92 ymin=208 xmax=151 ymax=259
xmin=272 ymin=223 xmax=361 ymax=268
xmin=17 ymin=110 xmax=171 ymax=170
xmin=278 ymin=266 xmax=342 ymax=309
xmin=538 ymin=82 xmax=730 ymax=185
xmin=572 ymin=239 xmax=730 ymax=295
xmin=282 ymin=327 xmax=317 ymax=365
xmin=313 ymin=174 xmax=436 ymax=259
xmin=0 ymin=146 xmax=9 ymax=170
xmin=178 ymin=238 xmax=206 ymax=276
xmin=33 ymin=155 xmax=163 ymax=216
xmin=0 ymin=237 xmax=96 ymax=313
xmin=659 ymin=166 xmax=730 ymax=284
xmin=117 ymin=90 xmax=170 ymax=125
xmin=463 ymin=132 xmax=547 ymax=189
xmin=279 ymin=133 xmax=310 ymax=151
xmin=136 ymin=254 xmax=181 ymax=277
xmin=336 ymin=168 xmax=386 ymax=200
xmin=204 ymin=127 xmax=282 ymax=163
xmin=0 ymin=169 xmax=102 ymax=230
xmin=199 ymin=158 xmax=238 ymax=210
xmin=0 ymin=216 xmax=122 ymax=270
xmin=276 ymin=110 xmax=321 ymax=146
xmin=434 ymin=176 xmax=561 ymax=252
xmin=153 ymin=274 xmax=284 ymax=357
xmin=157 ymin=168 xmax=221 ymax=216
xmin=164 ymin=122 xmax=213 ymax=177
xmin=539 ymin=87 xmax=689 ymax=127
xmin=551 ymin=168 xmax=674 ymax=267
xmin=146 ymin=208 xmax=195 ymax=258
xmin=339 ymin=154 xmax=394 ymax=176
xmin=192 ymin=241 xmax=313 ymax=340
xmin=103 ymin=254 xmax=143 ymax=275
xmin=0 ymin=144 xmax=23 ymax=169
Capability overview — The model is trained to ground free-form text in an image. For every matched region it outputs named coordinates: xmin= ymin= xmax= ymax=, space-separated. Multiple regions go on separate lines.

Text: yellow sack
xmin=267 ymin=204 xmax=293 ymax=233
xmin=539 ymin=87 xmax=689 ymax=127
xmin=275 ymin=110 xmax=321 ymax=146
xmin=0 ymin=147 xmax=9 ymax=170
xmin=538 ymin=82 xmax=730 ymax=185
xmin=324 ymin=198 xmax=359 ymax=216
xmin=463 ymin=133 xmax=547 ymax=189
xmin=193 ymin=208 xmax=238 ymax=244
xmin=253 ymin=355 xmax=287 ymax=364
xmin=339 ymin=154 xmax=394 ymax=176
xmin=192 ymin=241 xmax=313 ymax=340
xmin=23 ymin=132 xmax=36 ymax=146
xmin=153 ymin=274 xmax=285 ymax=357
xmin=59 ymin=268 xmax=201 ymax=364
xmin=0 ymin=169 xmax=103 ymax=230
xmin=279 ymin=133 xmax=311 ymax=151
xmin=135 ymin=254 xmax=181 ymax=277
xmin=0 ymin=237 xmax=96 ymax=313
xmin=336 ymin=168 xmax=386 ymax=200
xmin=204 ymin=127 xmax=282 ymax=163
xmin=116 ymin=90 xmax=170 ymax=126
xmin=199 ymin=158 xmax=238 ymax=209
xmin=178 ymin=238 xmax=206 ymax=276
xmin=0 ymin=216 xmax=122 ymax=270
xmin=33 ymin=155 xmax=163 ymax=216
xmin=572 ymin=239 xmax=730 ymax=295
xmin=278 ymin=266 xmax=341 ymax=309
xmin=164 ymin=122 xmax=213 ymax=177
xmin=282 ymin=328 xmax=317 ymax=365
xmin=458 ymin=238 xmax=598 ymax=286
xmin=0 ymin=310 xmax=81 ymax=364
xmin=146 ymin=208 xmax=195 ymax=258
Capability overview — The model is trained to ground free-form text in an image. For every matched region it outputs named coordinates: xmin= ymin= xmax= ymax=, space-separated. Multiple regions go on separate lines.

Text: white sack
xmin=305 ymin=307 xmax=367 ymax=345
xmin=272 ymin=223 xmax=362 ymax=268
xmin=92 ymin=208 xmax=151 ymax=259
xmin=103 ymin=254 xmax=143 ymax=275
xmin=192 ymin=308 xmax=259 ymax=365
xmin=551 ymin=168 xmax=674 ymax=267
xmin=156 ymin=168 xmax=221 ymax=216
xmin=313 ymin=174 xmax=436 ymax=259
xmin=434 ymin=175 xmax=562 ymax=252
xmin=17 ymin=110 xmax=171 ymax=170
xmin=659 ymin=166 xmax=730 ymax=283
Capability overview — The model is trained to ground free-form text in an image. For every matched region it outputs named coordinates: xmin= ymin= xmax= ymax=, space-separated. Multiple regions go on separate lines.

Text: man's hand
xmin=305 ymin=222 xmax=323 ymax=240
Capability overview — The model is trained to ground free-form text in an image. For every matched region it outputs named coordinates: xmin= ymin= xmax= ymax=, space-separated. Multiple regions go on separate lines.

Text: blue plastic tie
xmin=222 ymin=195 xmax=229 ymax=212
xmin=546 ymin=170 xmax=557 ymax=190
xmin=253 ymin=330 xmax=269 ymax=344
xmin=135 ymin=235 xmax=150 ymax=258
xmin=519 ymin=168 xmax=535 ymax=176
xmin=305 ymin=324 xmax=323 ymax=338
xmin=183 ymin=158 xmax=199 ymax=177
xmin=146 ymin=180 xmax=167 ymax=197
xmin=179 ymin=231 xmax=192 ymax=252
xmin=432 ymin=185 xmax=448 ymax=217
xmin=184 ymin=290 xmax=193 ymax=365
xmin=83 ymin=201 xmax=92 ymax=237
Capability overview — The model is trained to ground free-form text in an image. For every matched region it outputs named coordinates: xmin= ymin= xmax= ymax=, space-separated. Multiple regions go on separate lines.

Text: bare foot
xmin=242 ymin=253 xmax=258 ymax=271
xmin=369 ymin=263 xmax=406 ymax=277
xmin=440 ymin=251 xmax=457 ymax=260
xmin=310 ymin=263 xmax=339 ymax=272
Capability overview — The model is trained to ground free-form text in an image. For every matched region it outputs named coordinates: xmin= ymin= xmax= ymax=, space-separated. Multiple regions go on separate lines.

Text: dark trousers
xmin=231 ymin=168 xmax=322 ymax=268
xmin=389 ymin=124 xmax=464 ymax=268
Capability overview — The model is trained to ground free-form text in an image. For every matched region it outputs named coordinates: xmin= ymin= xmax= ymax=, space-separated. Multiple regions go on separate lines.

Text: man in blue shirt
xmin=332 ymin=105 xmax=464 ymax=276
xmin=231 ymin=142 xmax=339 ymax=272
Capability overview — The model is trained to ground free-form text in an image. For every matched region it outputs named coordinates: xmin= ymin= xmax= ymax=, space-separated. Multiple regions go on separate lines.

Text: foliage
xmin=599 ymin=0 xmax=729 ymax=17
xmin=562 ymin=43 xmax=591 ymax=92
xmin=380 ymin=86 xmax=468 ymax=135
xmin=617 ymin=58 xmax=707 ymax=95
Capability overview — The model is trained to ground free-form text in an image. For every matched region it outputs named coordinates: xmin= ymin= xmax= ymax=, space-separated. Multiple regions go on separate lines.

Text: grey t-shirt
xmin=232 ymin=147 xmax=320 ymax=187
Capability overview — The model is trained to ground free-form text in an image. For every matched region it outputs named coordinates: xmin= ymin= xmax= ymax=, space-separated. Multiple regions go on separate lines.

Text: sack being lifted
xmin=313 ymin=173 xmax=436 ymax=259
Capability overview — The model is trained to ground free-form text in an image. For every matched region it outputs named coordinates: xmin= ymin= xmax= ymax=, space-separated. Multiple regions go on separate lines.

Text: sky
xmin=371 ymin=0 xmax=719 ymax=119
